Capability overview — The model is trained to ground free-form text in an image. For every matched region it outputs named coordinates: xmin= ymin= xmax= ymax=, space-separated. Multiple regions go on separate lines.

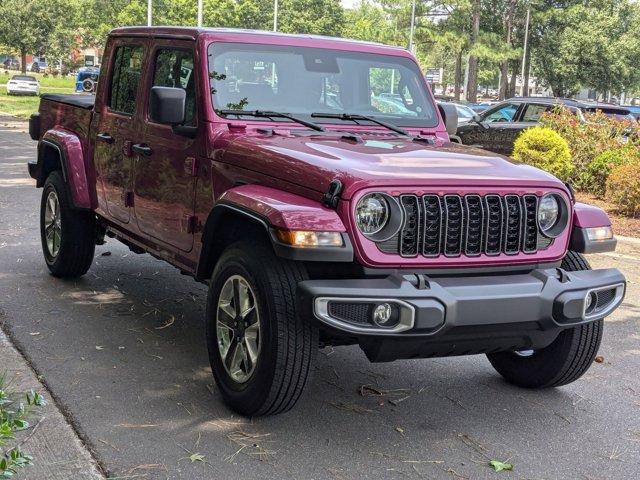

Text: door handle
xmin=96 ymin=132 xmax=114 ymax=144
xmin=132 ymin=143 xmax=153 ymax=157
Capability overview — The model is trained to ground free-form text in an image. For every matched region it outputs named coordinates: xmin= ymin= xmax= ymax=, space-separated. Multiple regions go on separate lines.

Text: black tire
xmin=205 ymin=241 xmax=318 ymax=416
xmin=40 ymin=171 xmax=96 ymax=278
xmin=487 ymin=251 xmax=603 ymax=388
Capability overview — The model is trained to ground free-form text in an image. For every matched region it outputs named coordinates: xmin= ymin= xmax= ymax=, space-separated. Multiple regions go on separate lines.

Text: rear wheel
xmin=487 ymin=251 xmax=603 ymax=388
xmin=205 ymin=241 xmax=318 ymax=416
xmin=40 ymin=171 xmax=96 ymax=278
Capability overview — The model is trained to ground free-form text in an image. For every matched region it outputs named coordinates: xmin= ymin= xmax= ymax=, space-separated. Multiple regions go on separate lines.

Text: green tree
xmin=0 ymin=0 xmax=68 ymax=73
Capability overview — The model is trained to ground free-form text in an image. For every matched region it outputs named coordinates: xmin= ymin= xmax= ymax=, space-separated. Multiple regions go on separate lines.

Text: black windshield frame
xmin=208 ymin=42 xmax=438 ymax=129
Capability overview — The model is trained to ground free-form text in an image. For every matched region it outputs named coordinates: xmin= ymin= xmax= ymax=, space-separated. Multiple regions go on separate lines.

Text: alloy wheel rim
xmin=216 ymin=274 xmax=261 ymax=383
xmin=44 ymin=191 xmax=62 ymax=258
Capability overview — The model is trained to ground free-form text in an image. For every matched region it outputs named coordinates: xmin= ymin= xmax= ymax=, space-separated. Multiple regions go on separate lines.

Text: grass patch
xmin=0 ymin=72 xmax=75 ymax=119
xmin=0 ymin=72 xmax=75 ymax=89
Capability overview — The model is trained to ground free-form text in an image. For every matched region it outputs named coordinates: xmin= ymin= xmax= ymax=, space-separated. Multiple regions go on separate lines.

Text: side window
xmin=521 ymin=104 xmax=550 ymax=122
xmin=109 ymin=45 xmax=144 ymax=115
xmin=152 ymin=49 xmax=196 ymax=125
xmin=483 ymin=103 xmax=519 ymax=123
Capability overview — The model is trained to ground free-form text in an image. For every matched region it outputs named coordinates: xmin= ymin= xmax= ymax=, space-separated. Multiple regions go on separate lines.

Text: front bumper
xmin=298 ymin=267 xmax=625 ymax=361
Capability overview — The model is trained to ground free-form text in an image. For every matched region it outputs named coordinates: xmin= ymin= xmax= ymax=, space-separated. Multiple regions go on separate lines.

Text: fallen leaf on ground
xmin=189 ymin=453 xmax=205 ymax=463
xmin=489 ymin=460 xmax=513 ymax=472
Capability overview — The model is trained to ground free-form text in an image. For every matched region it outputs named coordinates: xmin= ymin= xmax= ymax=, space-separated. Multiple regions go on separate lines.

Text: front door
xmin=133 ymin=43 xmax=199 ymax=252
xmin=94 ymin=40 xmax=147 ymax=224
xmin=473 ymin=102 xmax=523 ymax=154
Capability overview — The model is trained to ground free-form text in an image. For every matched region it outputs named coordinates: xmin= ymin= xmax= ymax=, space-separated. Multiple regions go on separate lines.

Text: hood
xmin=219 ymin=129 xmax=566 ymax=199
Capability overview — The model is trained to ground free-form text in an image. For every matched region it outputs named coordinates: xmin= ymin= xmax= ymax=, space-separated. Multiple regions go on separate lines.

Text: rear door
xmin=93 ymin=39 xmax=147 ymax=224
xmin=132 ymin=41 xmax=199 ymax=252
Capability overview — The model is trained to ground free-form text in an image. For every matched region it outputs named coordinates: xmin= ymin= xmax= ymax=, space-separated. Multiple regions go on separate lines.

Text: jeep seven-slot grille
xmin=389 ymin=194 xmax=542 ymax=258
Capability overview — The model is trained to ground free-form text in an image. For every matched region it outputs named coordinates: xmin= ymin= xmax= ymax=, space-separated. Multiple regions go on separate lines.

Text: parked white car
xmin=6 ymin=75 xmax=40 ymax=96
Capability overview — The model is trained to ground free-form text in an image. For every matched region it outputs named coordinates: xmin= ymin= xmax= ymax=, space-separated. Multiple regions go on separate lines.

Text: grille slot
xmin=504 ymin=195 xmax=523 ymax=254
xmin=443 ymin=195 xmax=464 ymax=256
xmin=422 ymin=195 xmax=442 ymax=257
xmin=400 ymin=195 xmax=420 ymax=257
xmin=464 ymin=195 xmax=484 ymax=256
xmin=388 ymin=193 xmax=548 ymax=258
xmin=522 ymin=195 xmax=539 ymax=253
xmin=485 ymin=195 xmax=504 ymax=255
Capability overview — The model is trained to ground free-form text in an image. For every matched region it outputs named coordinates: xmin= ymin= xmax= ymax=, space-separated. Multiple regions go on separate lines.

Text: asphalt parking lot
xmin=1 ymin=119 xmax=640 ymax=479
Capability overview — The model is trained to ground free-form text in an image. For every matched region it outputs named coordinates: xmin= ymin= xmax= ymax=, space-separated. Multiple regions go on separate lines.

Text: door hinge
xmin=184 ymin=157 xmax=198 ymax=177
xmin=123 ymin=191 xmax=134 ymax=207
xmin=186 ymin=215 xmax=199 ymax=234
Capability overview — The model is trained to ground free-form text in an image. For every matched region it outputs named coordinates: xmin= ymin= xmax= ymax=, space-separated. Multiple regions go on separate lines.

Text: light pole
xmin=520 ymin=5 xmax=530 ymax=96
xmin=273 ymin=0 xmax=279 ymax=32
xmin=408 ymin=0 xmax=417 ymax=53
xmin=147 ymin=0 xmax=152 ymax=27
xmin=198 ymin=0 xmax=203 ymax=27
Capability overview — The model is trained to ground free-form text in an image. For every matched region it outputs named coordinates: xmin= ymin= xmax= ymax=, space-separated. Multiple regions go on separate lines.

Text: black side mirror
xmin=437 ymin=103 xmax=459 ymax=136
xmin=150 ymin=86 xmax=186 ymax=125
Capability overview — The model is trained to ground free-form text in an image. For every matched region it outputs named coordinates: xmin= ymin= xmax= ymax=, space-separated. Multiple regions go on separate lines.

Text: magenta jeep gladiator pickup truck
xmin=28 ymin=27 xmax=626 ymax=416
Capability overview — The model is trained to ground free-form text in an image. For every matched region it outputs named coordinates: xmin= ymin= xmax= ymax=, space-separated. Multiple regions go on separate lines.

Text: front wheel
xmin=487 ymin=251 xmax=603 ymax=388
xmin=40 ymin=171 xmax=96 ymax=278
xmin=205 ymin=241 xmax=318 ymax=416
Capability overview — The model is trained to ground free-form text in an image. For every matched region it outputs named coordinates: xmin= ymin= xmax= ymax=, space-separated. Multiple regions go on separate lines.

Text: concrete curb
xmin=616 ymin=235 xmax=640 ymax=246
xmin=0 ymin=328 xmax=104 ymax=479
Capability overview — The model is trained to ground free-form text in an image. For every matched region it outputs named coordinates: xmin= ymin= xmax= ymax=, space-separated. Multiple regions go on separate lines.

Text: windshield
xmin=208 ymin=42 xmax=438 ymax=128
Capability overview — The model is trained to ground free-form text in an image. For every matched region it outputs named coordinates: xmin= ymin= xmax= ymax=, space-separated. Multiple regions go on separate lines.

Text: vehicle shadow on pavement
xmin=5 ymin=248 xmax=638 ymax=480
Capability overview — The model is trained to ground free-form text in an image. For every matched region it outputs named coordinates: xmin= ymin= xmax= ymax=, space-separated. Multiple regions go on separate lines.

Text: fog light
xmin=372 ymin=303 xmax=399 ymax=328
xmin=586 ymin=226 xmax=613 ymax=242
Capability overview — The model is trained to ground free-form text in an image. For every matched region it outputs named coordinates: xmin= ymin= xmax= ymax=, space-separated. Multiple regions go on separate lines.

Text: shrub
xmin=512 ymin=126 xmax=573 ymax=180
xmin=584 ymin=146 xmax=639 ymax=197
xmin=606 ymin=161 xmax=640 ymax=217
xmin=540 ymin=107 xmax=639 ymax=188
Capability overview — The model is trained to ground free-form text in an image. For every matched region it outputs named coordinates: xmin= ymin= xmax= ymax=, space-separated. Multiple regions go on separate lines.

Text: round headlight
xmin=356 ymin=193 xmax=389 ymax=235
xmin=537 ymin=193 xmax=569 ymax=238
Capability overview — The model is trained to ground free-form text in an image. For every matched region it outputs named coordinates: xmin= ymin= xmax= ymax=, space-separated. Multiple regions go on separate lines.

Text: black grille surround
xmin=379 ymin=193 xmax=551 ymax=258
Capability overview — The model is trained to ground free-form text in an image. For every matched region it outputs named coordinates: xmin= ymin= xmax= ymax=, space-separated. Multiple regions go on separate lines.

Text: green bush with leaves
xmin=584 ymin=146 xmax=639 ymax=197
xmin=0 ymin=373 xmax=46 ymax=478
xmin=540 ymin=107 xmax=639 ymax=188
xmin=606 ymin=161 xmax=640 ymax=217
xmin=512 ymin=126 xmax=574 ymax=181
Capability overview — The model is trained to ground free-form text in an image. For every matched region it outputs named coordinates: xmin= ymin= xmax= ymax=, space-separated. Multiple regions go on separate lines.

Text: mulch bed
xmin=575 ymin=192 xmax=640 ymax=238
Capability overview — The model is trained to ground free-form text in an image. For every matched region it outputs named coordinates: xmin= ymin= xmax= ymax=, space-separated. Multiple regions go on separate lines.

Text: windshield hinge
xmin=322 ymin=179 xmax=343 ymax=209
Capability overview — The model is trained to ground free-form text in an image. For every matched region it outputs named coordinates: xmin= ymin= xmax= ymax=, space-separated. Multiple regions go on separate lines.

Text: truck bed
xmin=40 ymin=94 xmax=95 ymax=110
xmin=34 ymin=94 xmax=95 ymax=144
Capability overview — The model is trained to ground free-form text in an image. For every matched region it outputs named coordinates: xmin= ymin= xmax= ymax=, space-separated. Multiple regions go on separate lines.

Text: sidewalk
xmin=0 ymin=327 xmax=104 ymax=479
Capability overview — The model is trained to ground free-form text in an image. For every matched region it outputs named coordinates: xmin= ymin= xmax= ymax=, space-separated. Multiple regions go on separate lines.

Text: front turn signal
xmin=585 ymin=226 xmax=614 ymax=242
xmin=276 ymin=230 xmax=344 ymax=247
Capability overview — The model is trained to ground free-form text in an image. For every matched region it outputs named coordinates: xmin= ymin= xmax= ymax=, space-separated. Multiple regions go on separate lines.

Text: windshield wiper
xmin=218 ymin=109 xmax=325 ymax=132
xmin=310 ymin=112 xmax=433 ymax=144
xmin=311 ymin=112 xmax=408 ymax=136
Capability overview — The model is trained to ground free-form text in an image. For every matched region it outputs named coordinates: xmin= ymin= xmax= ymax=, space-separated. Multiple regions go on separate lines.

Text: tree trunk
xmin=499 ymin=0 xmax=516 ymax=100
xmin=466 ymin=0 xmax=481 ymax=103
xmin=454 ymin=51 xmax=462 ymax=101
xmin=508 ymin=61 xmax=518 ymax=98
xmin=20 ymin=48 xmax=27 ymax=74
